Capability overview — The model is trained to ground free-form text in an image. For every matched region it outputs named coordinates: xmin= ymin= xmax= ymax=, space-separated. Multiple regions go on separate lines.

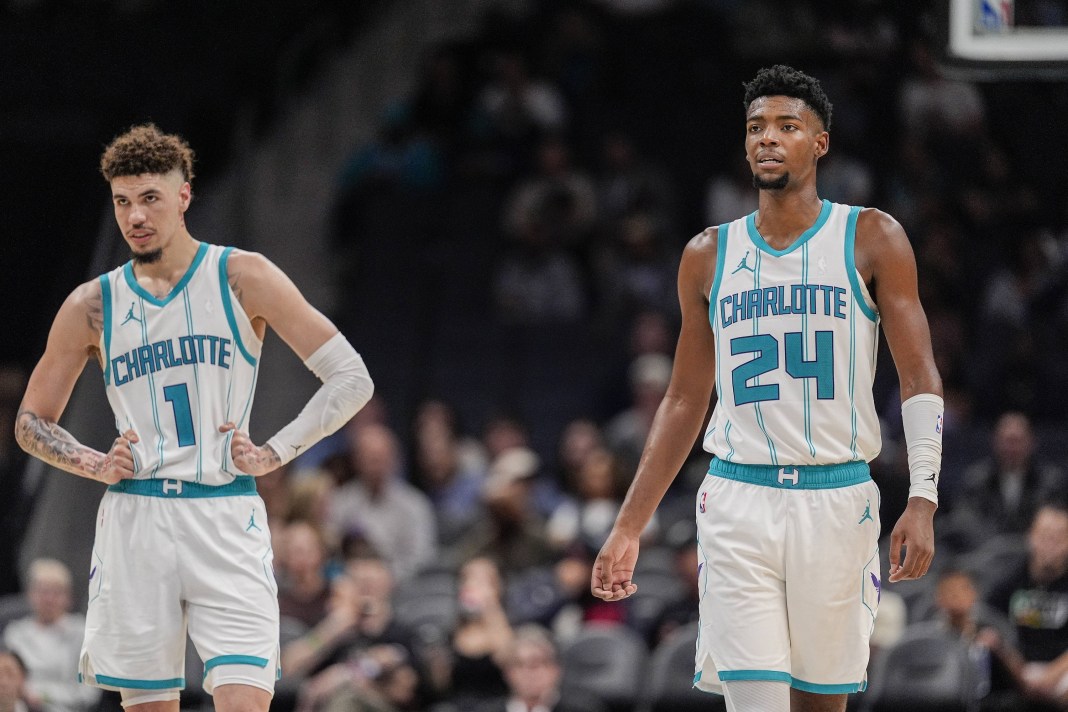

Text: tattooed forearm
xmin=15 ymin=409 xmax=103 ymax=480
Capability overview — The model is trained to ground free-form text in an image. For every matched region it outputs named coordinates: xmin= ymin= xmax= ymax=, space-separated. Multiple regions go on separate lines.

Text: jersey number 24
xmin=730 ymin=331 xmax=834 ymax=405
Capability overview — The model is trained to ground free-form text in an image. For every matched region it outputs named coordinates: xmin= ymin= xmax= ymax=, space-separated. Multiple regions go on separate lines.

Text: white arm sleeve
xmin=266 ymin=332 xmax=373 ymax=466
xmin=901 ymin=393 xmax=944 ymax=505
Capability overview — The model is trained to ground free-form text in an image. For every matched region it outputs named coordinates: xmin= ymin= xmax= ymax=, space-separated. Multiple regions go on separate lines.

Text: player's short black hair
xmin=743 ymin=65 xmax=832 ymax=131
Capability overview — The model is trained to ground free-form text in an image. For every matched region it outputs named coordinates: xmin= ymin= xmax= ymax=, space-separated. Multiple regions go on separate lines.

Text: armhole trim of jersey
xmin=844 ymin=206 xmax=878 ymax=323
xmin=99 ymin=274 xmax=112 ymax=385
xmin=708 ymin=223 xmax=730 ymax=326
xmin=219 ymin=247 xmax=257 ymax=367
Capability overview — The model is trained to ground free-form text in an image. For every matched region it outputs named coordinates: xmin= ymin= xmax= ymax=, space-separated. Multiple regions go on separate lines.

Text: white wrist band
xmin=266 ymin=332 xmax=374 ymax=466
xmin=901 ymin=393 xmax=944 ymax=505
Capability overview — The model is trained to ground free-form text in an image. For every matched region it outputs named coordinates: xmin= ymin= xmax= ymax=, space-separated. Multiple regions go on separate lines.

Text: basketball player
xmin=592 ymin=66 xmax=943 ymax=712
xmin=14 ymin=124 xmax=374 ymax=712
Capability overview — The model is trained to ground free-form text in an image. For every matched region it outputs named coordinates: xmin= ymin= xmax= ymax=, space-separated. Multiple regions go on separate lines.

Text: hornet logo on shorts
xmin=699 ymin=491 xmax=707 ymax=513
xmin=870 ymin=572 xmax=881 ymax=603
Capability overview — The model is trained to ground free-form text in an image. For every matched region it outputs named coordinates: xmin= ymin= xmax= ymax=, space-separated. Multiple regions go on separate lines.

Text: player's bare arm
xmin=593 ymin=228 xmax=719 ymax=601
xmin=15 ymin=280 xmax=138 ymax=484
xmin=220 ymin=250 xmax=373 ymax=475
xmin=856 ymin=208 xmax=943 ymax=583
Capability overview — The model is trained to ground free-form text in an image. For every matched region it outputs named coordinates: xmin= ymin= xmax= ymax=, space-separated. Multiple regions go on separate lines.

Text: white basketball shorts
xmin=79 ymin=477 xmax=280 ymax=696
xmin=693 ymin=458 xmax=881 ymax=695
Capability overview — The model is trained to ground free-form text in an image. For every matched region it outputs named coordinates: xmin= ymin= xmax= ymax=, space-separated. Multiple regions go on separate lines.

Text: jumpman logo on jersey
xmin=245 ymin=510 xmax=262 ymax=532
xmin=925 ymin=473 xmax=938 ymax=485
xmin=731 ymin=250 xmax=755 ymax=275
xmin=858 ymin=499 xmax=873 ymax=525
xmin=121 ymin=302 xmax=142 ymax=326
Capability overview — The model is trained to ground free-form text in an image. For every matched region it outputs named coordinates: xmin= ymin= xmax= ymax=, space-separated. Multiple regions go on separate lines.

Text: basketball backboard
xmin=943 ymin=0 xmax=1068 ymax=78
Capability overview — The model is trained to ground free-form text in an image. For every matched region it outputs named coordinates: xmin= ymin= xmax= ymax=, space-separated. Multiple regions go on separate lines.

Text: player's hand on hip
xmin=888 ymin=496 xmax=936 ymax=583
xmin=592 ymin=529 xmax=640 ymax=601
xmin=219 ymin=422 xmax=281 ymax=476
xmin=95 ymin=430 xmax=138 ymax=484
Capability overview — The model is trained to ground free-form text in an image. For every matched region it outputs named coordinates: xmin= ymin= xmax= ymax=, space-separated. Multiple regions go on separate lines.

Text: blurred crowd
xmin=4 ymin=1 xmax=1068 ymax=712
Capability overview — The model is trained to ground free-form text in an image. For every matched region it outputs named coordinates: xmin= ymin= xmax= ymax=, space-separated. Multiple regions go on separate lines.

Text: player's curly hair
xmin=743 ymin=65 xmax=832 ymax=131
xmin=99 ymin=123 xmax=195 ymax=183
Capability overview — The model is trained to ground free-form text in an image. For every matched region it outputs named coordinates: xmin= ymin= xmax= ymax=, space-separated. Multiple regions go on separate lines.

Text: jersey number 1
xmin=731 ymin=331 xmax=834 ymax=405
xmin=163 ymin=383 xmax=196 ymax=447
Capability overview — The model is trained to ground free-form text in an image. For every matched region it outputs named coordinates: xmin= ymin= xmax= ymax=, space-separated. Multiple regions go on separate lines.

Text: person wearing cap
xmin=447 ymin=447 xmax=555 ymax=576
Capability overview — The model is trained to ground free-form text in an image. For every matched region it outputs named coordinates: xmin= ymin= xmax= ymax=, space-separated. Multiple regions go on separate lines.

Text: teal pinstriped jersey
xmin=99 ymin=243 xmax=261 ymax=484
xmin=703 ymin=201 xmax=881 ymax=466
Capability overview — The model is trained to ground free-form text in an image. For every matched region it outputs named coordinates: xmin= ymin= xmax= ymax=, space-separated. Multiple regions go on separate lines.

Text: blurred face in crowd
xmin=355 ymin=425 xmax=400 ymax=489
xmin=745 ymin=95 xmax=827 ymax=192
xmin=1029 ymin=506 xmax=1068 ymax=583
xmin=281 ymin=521 xmax=325 ymax=581
xmin=29 ymin=565 xmax=71 ymax=625
xmin=505 ymin=636 xmax=561 ymax=705
xmin=935 ymin=572 xmax=978 ymax=623
xmin=993 ymin=412 xmax=1033 ymax=472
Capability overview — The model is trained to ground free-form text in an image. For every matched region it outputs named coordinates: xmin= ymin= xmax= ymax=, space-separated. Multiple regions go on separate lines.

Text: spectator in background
xmin=476 ymin=624 xmax=607 ymax=712
xmin=277 ymin=520 xmax=334 ymax=629
xmin=899 ymin=40 xmax=986 ymax=141
xmin=0 ymin=650 xmax=29 ymax=712
xmin=329 ymin=424 xmax=437 ymax=582
xmin=594 ymin=212 xmax=680 ymax=325
xmin=604 ymin=353 xmax=672 ymax=474
xmin=413 ymin=427 xmax=484 ymax=547
xmin=503 ymin=136 xmax=597 ymax=249
xmin=552 ymin=419 xmax=604 ymax=499
xmin=303 ymin=644 xmax=421 ymax=712
xmin=448 ymin=448 xmax=555 ymax=576
xmin=547 ymin=447 xmax=656 ymax=553
xmin=445 ymin=558 xmax=513 ymax=708
xmin=595 ymin=131 xmax=676 ymax=233
xmin=283 ymin=556 xmax=413 ymax=684
xmin=913 ymin=568 xmax=1026 ymax=711
xmin=474 ymin=51 xmax=568 ymax=163
xmin=986 ymin=503 xmax=1068 ymax=710
xmin=2 ymin=560 xmax=99 ymax=712
xmin=948 ymin=412 xmax=1066 ymax=549
xmin=705 ymin=159 xmax=759 ymax=227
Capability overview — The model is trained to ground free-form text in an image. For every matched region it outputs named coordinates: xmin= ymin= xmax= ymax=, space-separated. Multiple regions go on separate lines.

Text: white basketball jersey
xmin=99 ymin=243 xmax=261 ymax=484
xmin=703 ymin=200 xmax=881 ymax=465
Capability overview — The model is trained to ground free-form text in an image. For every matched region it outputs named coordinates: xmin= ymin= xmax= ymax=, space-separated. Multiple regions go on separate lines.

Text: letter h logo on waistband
xmin=162 ymin=479 xmax=183 ymax=495
xmin=778 ymin=467 xmax=799 ymax=486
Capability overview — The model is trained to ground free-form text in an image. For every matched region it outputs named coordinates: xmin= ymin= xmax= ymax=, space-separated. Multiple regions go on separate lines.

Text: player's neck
xmin=754 ymin=186 xmax=823 ymax=248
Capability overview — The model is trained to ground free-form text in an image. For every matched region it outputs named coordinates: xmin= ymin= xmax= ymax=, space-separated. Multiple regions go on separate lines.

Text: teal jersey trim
xmin=94 ymin=675 xmax=184 ymax=690
xmin=123 ymin=242 xmax=208 ymax=307
xmin=791 ymin=677 xmax=867 ymax=694
xmin=108 ymin=475 xmax=257 ymax=498
xmin=844 ymin=206 xmax=878 ymax=322
xmin=204 ymin=655 xmax=269 ymax=674
xmin=745 ymin=199 xmax=832 ymax=257
xmin=718 ymin=670 xmax=793 ymax=685
xmin=708 ymin=457 xmax=870 ymax=489
xmin=708 ymin=223 xmax=731 ymax=327
xmin=218 ymin=247 xmax=257 ymax=366
xmin=99 ymin=274 xmax=113 ymax=385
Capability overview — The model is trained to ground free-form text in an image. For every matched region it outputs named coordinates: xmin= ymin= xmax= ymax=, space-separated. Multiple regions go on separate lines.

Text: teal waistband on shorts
xmin=107 ymin=476 xmax=257 ymax=498
xmin=708 ymin=458 xmax=870 ymax=490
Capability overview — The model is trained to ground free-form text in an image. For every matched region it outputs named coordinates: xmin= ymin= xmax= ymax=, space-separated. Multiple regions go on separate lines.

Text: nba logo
xmin=936 ymin=414 xmax=943 ymax=434
xmin=699 ymin=491 xmax=707 ymax=513
xmin=977 ymin=0 xmax=1013 ymax=32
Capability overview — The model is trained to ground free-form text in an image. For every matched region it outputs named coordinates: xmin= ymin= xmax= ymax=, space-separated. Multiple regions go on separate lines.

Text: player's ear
xmin=814 ymin=131 xmax=829 ymax=159
xmin=179 ymin=182 xmax=192 ymax=211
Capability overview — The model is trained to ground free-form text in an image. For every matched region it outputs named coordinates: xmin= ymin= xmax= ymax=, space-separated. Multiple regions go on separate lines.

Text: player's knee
xmin=118 ymin=688 xmax=180 ymax=711
xmin=210 ymin=678 xmax=273 ymax=712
